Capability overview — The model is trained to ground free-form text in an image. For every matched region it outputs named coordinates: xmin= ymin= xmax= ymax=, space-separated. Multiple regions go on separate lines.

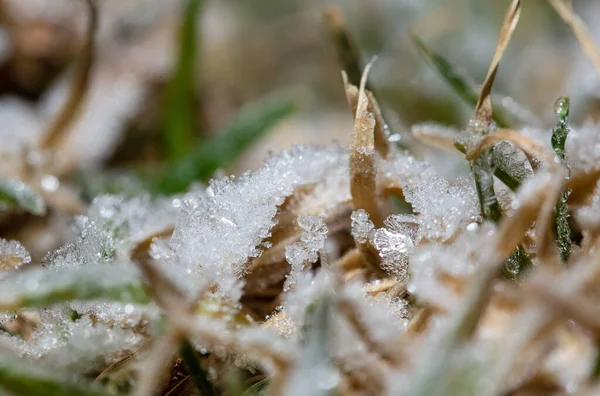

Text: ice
xmin=575 ymin=180 xmax=600 ymax=232
xmin=167 ymin=144 xmax=347 ymax=296
xmin=381 ymin=151 xmax=481 ymax=242
xmin=373 ymin=215 xmax=417 ymax=282
xmin=493 ymin=141 xmax=533 ymax=183
xmin=284 ymin=216 xmax=328 ymax=291
xmin=0 ymin=239 xmax=31 ymax=271
xmin=2 ymin=310 xmax=143 ymax=374
xmin=351 ymin=209 xmax=375 ymax=244
xmin=47 ymin=194 xmax=177 ymax=269
xmin=408 ymin=222 xmax=494 ymax=310
xmin=565 ymin=121 xmax=600 ymax=176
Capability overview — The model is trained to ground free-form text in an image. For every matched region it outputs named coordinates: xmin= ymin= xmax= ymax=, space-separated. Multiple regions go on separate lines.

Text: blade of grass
xmin=323 ymin=6 xmax=363 ymax=87
xmin=153 ymin=94 xmax=296 ymax=195
xmin=162 ymin=0 xmax=203 ymax=161
xmin=0 ymin=266 xmax=150 ymax=310
xmin=180 ymin=339 xmax=216 ymax=396
xmin=551 ymin=97 xmax=572 ymax=263
xmin=548 ymin=0 xmax=600 ymax=73
xmin=412 ymin=34 xmax=529 ymax=192
xmin=39 ymin=0 xmax=97 ymax=150
xmin=411 ymin=34 xmax=481 ymax=117
xmin=0 ymin=179 xmax=46 ymax=215
xmin=349 ymin=58 xmax=382 ymax=227
xmin=468 ymin=0 xmax=532 ymax=277
xmin=0 ymin=347 xmax=112 ymax=396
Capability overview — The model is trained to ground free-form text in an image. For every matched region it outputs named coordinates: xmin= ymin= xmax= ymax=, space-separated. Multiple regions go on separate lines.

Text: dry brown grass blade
xmin=457 ymin=170 xmax=559 ymax=338
xmin=38 ymin=0 xmax=97 ymax=150
xmin=528 ymin=276 xmax=600 ymax=335
xmin=349 ymin=58 xmax=382 ymax=227
xmin=548 ymin=0 xmax=600 ymax=73
xmin=466 ymin=128 xmax=555 ymax=164
xmin=342 ymin=72 xmax=391 ymax=158
xmin=474 ymin=0 xmax=521 ymax=122
xmin=567 ymin=169 xmax=600 ymax=206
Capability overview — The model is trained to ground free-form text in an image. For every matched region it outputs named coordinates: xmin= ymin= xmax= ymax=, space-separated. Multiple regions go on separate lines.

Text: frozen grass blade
xmin=153 ymin=94 xmax=296 ymax=194
xmin=548 ymin=0 xmax=600 ymax=73
xmin=406 ymin=171 xmax=556 ymax=396
xmin=39 ymin=0 xmax=97 ymax=150
xmin=283 ymin=295 xmax=335 ymax=396
xmin=162 ymin=0 xmax=203 ymax=161
xmin=0 ymin=179 xmax=46 ymax=215
xmin=0 ymin=347 xmax=112 ymax=396
xmin=551 ymin=97 xmax=572 ymax=262
xmin=0 ymin=265 xmax=149 ymax=310
xmin=349 ymin=58 xmax=382 ymax=227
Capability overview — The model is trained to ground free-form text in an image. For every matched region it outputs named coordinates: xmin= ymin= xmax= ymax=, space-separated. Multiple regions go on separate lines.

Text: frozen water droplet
xmin=554 ymin=96 xmax=569 ymax=119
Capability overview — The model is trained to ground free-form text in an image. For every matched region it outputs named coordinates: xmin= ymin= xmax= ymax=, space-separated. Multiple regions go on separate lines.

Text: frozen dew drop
xmin=554 ymin=96 xmax=570 ymax=120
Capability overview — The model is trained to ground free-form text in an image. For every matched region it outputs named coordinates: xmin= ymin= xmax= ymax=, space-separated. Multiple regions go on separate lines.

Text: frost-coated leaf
xmin=0 ymin=348 xmax=112 ymax=396
xmin=0 ymin=179 xmax=46 ymax=215
xmin=283 ymin=295 xmax=337 ymax=396
xmin=154 ymin=95 xmax=296 ymax=194
xmin=0 ymin=264 xmax=149 ymax=310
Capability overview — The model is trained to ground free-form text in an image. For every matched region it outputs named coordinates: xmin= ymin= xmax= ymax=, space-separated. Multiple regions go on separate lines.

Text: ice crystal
xmin=284 ymin=216 xmax=328 ymax=291
xmin=168 ymin=145 xmax=346 ymax=296
xmin=0 ymin=238 xmax=31 ymax=271
xmin=373 ymin=215 xmax=417 ymax=282
xmin=350 ymin=209 xmax=374 ymax=244
xmin=382 ymin=152 xmax=480 ymax=242
xmin=566 ymin=121 xmax=600 ymax=176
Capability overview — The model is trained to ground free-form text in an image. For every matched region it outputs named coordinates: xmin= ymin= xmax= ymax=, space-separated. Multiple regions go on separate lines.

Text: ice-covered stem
xmin=551 ymin=97 xmax=573 ymax=263
xmin=470 ymin=140 xmax=503 ymax=223
xmin=349 ymin=59 xmax=383 ymax=227
xmin=39 ymin=0 xmax=97 ymax=151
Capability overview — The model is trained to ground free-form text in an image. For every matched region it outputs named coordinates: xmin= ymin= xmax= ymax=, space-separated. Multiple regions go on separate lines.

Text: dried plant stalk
xmin=466 ymin=128 xmax=555 ymax=164
xmin=548 ymin=0 xmax=600 ymax=73
xmin=474 ymin=0 xmax=521 ymax=122
xmin=349 ymin=59 xmax=382 ymax=227
xmin=38 ymin=0 xmax=97 ymax=150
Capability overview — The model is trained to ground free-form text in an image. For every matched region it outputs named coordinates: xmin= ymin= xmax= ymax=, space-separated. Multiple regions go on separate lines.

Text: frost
xmin=0 ymin=179 xmax=46 ymax=215
xmin=2 ymin=311 xmax=143 ymax=375
xmin=0 ymin=262 xmax=148 ymax=310
xmin=0 ymin=239 xmax=31 ymax=271
xmin=565 ymin=121 xmax=600 ymax=176
xmin=351 ymin=209 xmax=374 ymax=244
xmin=167 ymin=144 xmax=346 ymax=296
xmin=284 ymin=216 xmax=328 ymax=291
xmin=408 ymin=222 xmax=494 ymax=310
xmin=575 ymin=180 xmax=600 ymax=232
xmin=493 ymin=141 xmax=533 ymax=183
xmin=382 ymin=152 xmax=480 ymax=242
xmin=373 ymin=215 xmax=417 ymax=282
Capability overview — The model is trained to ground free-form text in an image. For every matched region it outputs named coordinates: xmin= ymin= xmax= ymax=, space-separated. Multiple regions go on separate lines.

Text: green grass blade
xmin=179 ymin=339 xmax=216 ymax=396
xmin=162 ymin=0 xmax=203 ymax=161
xmin=0 ymin=265 xmax=150 ymax=310
xmin=551 ymin=96 xmax=572 ymax=263
xmin=0 ymin=350 xmax=113 ymax=396
xmin=153 ymin=95 xmax=296 ymax=194
xmin=0 ymin=179 xmax=46 ymax=215
xmin=411 ymin=34 xmax=512 ymax=129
